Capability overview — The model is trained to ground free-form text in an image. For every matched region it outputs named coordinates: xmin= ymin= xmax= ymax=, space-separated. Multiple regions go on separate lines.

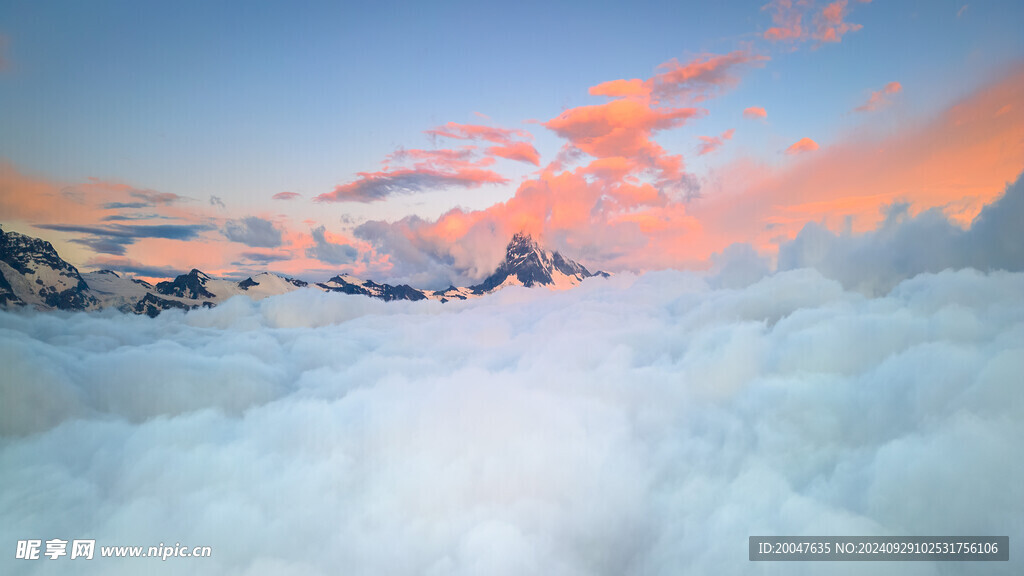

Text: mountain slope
xmin=0 ymin=225 xmax=97 ymax=310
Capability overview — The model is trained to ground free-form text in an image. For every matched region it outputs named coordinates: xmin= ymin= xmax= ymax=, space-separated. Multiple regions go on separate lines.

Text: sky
xmin=1 ymin=0 xmax=1023 ymax=287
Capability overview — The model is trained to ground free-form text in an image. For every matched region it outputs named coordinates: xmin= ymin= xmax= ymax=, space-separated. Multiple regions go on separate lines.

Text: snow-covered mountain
xmin=318 ymin=233 xmax=606 ymax=303
xmin=0 ymin=227 xmax=606 ymax=315
xmin=467 ymin=232 xmax=604 ymax=294
xmin=84 ymin=269 xmax=309 ymax=317
xmin=0 ymin=225 xmax=97 ymax=310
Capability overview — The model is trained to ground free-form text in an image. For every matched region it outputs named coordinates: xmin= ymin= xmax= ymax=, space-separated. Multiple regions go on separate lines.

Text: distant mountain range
xmin=0 ymin=226 xmax=607 ymax=316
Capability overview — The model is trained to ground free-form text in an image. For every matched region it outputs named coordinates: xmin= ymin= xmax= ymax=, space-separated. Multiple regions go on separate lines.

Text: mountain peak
xmin=506 ymin=232 xmax=541 ymax=258
xmin=471 ymin=233 xmax=593 ymax=293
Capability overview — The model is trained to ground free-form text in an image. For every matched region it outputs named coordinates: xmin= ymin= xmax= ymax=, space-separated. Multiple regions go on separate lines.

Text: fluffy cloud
xmin=223 ymin=216 xmax=283 ymax=248
xmin=346 ymin=52 xmax=765 ymax=287
xmin=778 ymin=172 xmax=1024 ymax=295
xmin=1 ymin=263 xmax=1021 ymax=575
xmin=305 ymin=225 xmax=358 ymax=265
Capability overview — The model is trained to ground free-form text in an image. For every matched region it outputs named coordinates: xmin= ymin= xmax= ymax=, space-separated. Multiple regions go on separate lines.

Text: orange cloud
xmin=317 ymin=146 xmax=509 ymax=203
xmin=743 ymin=106 xmax=768 ymax=119
xmin=763 ymin=0 xmax=804 ymax=41
xmin=762 ymin=0 xmax=864 ymax=45
xmin=697 ymin=129 xmax=736 ymax=156
xmin=785 ymin=137 xmax=819 ymax=154
xmin=425 ymin=121 xmax=540 ymax=166
xmin=693 ymin=65 xmax=1024 ymax=254
xmin=272 ymin=191 xmax=301 ymax=201
xmin=816 ymin=1 xmax=862 ymax=43
xmin=589 ymin=78 xmax=647 ymax=98
xmin=486 ymin=142 xmax=541 ymax=166
xmin=855 ymin=81 xmax=903 ymax=112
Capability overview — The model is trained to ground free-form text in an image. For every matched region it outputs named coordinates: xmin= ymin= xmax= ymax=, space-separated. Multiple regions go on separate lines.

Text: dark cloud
xmin=70 ymin=236 xmax=131 ymax=256
xmin=36 ymin=223 xmax=214 ymax=257
xmin=305 ymin=225 xmax=358 ymax=265
xmin=210 ymin=195 xmax=226 ymax=209
xmin=318 ymin=170 xmax=507 ymax=203
xmin=36 ymin=223 xmax=212 ymax=242
xmin=129 ymin=189 xmax=185 ymax=205
xmin=223 ymin=216 xmax=283 ymax=248
xmin=239 ymin=251 xmax=292 ymax=264
xmin=100 ymin=213 xmax=168 ymax=222
xmin=101 ymin=202 xmax=151 ymax=210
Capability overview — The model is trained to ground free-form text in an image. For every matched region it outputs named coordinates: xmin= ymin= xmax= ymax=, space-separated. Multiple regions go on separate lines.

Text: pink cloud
xmin=743 ymin=106 xmax=768 ymax=119
xmin=426 ymin=121 xmax=540 ymax=166
xmin=697 ymin=129 xmax=736 ymax=156
xmin=816 ymin=1 xmax=863 ymax=43
xmin=426 ymin=122 xmax=531 ymax=144
xmin=762 ymin=0 xmax=864 ymax=45
xmin=486 ymin=142 xmax=541 ymax=166
xmin=589 ymin=78 xmax=647 ymax=98
xmin=316 ymin=146 xmax=508 ymax=203
xmin=786 ymin=137 xmax=820 ymax=154
xmin=762 ymin=0 xmax=804 ymax=41
xmin=272 ymin=191 xmax=301 ymax=201
xmin=855 ymin=81 xmax=903 ymax=112
xmin=343 ymin=52 xmax=769 ymax=277
xmin=692 ymin=66 xmax=1024 ymax=254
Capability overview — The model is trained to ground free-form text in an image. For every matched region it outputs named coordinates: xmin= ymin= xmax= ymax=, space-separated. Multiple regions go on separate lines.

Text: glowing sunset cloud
xmin=692 ymin=67 xmax=1024 ymax=255
xmin=743 ymin=106 xmax=767 ymax=119
xmin=0 ymin=1 xmax=1020 ymax=287
xmin=785 ymin=137 xmax=820 ymax=154
xmin=315 ymin=147 xmax=509 ymax=203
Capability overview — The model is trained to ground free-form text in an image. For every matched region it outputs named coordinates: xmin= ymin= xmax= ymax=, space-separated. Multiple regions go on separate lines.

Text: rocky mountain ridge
xmin=0 ymin=226 xmax=606 ymax=316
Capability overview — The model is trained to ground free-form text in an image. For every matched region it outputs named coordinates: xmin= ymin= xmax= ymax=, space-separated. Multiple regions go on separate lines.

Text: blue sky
xmin=1 ymin=0 xmax=1022 ymax=282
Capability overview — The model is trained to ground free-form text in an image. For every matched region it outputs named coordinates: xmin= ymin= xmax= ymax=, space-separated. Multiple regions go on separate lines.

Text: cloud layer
xmin=1 ymin=261 xmax=1022 ymax=575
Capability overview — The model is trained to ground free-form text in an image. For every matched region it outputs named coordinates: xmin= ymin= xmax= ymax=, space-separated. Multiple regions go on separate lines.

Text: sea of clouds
xmin=2 ymin=177 xmax=1023 ymax=575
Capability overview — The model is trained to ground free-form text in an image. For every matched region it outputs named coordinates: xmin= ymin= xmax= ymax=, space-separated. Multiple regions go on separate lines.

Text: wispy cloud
xmin=305 ymin=225 xmax=358 ymax=265
xmin=854 ymin=81 xmax=902 ymax=112
xmin=762 ymin=0 xmax=865 ymax=45
xmin=697 ymin=129 xmax=735 ymax=156
xmin=316 ymin=148 xmax=509 ymax=203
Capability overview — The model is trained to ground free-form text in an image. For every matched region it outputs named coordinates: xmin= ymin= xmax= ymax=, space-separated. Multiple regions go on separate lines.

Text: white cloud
xmin=1 ymin=263 xmax=1021 ymax=575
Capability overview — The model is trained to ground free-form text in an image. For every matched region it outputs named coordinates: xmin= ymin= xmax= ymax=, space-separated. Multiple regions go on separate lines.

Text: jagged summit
xmin=155 ymin=269 xmax=216 ymax=299
xmin=470 ymin=232 xmax=593 ymax=293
